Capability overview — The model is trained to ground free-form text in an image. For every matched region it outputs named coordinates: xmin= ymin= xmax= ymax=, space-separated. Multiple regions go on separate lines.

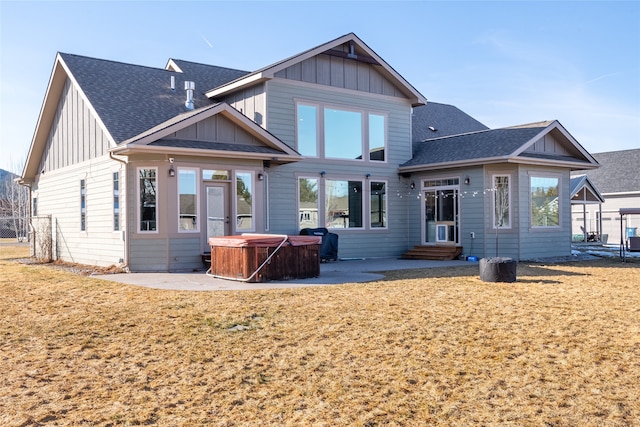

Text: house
xmin=571 ymin=149 xmax=640 ymax=245
xmin=20 ymin=33 xmax=599 ymax=272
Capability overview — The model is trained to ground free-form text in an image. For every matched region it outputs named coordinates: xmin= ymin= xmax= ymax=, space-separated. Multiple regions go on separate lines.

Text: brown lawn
xmin=1 ymin=243 xmax=639 ymax=426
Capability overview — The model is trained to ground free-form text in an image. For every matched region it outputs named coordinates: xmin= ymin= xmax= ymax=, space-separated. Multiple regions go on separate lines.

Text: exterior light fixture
xmin=258 ymin=173 xmax=265 ymax=181
xmin=168 ymin=157 xmax=175 ymax=177
xmin=320 ymin=171 xmax=326 ymax=177
xmin=410 ymin=182 xmax=416 ymax=190
xmin=464 ymin=176 xmax=470 ymax=185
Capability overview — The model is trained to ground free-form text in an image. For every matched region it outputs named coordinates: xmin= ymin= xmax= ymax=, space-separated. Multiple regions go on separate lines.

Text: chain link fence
xmin=0 ymin=215 xmax=29 ymax=240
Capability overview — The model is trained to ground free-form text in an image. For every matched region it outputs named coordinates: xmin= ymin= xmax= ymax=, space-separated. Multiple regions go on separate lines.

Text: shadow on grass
xmin=374 ymin=259 xmax=621 ymax=282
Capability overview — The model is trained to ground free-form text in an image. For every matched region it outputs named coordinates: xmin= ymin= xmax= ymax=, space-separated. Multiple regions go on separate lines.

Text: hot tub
xmin=208 ymin=234 xmax=322 ymax=282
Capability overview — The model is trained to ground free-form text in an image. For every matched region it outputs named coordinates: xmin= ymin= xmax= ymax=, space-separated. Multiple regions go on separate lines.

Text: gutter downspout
xmin=110 ymin=152 xmax=129 ymax=270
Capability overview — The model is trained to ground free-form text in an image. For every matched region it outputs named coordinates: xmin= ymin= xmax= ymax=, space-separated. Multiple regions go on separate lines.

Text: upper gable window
xmin=296 ymin=101 xmax=386 ymax=162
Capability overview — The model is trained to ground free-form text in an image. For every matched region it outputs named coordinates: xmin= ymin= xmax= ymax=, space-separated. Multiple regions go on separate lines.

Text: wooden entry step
xmin=401 ymin=245 xmax=462 ymax=261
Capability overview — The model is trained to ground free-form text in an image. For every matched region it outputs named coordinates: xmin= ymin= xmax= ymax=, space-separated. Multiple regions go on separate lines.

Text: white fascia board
xmin=204 ymin=73 xmax=266 ymax=98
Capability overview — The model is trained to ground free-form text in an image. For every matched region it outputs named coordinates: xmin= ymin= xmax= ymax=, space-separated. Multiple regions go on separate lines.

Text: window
xmin=236 ymin=171 xmax=253 ymax=231
xmin=138 ymin=168 xmax=157 ymax=232
xmin=178 ymin=168 xmax=198 ymax=232
xmin=296 ymin=101 xmax=386 ymax=162
xmin=80 ymin=179 xmax=86 ymax=231
xmin=325 ymin=108 xmax=362 ymax=160
xmin=202 ymin=169 xmax=229 ymax=180
xmin=531 ymin=176 xmax=559 ymax=227
xmin=493 ymin=175 xmax=510 ymax=228
xmin=299 ymin=177 xmax=319 ymax=229
xmin=113 ymin=172 xmax=120 ymax=231
xmin=297 ymin=104 xmax=318 ymax=157
xmin=370 ymin=181 xmax=387 ymax=228
xmin=369 ymin=114 xmax=385 ymax=161
xmin=325 ymin=179 xmax=363 ymax=229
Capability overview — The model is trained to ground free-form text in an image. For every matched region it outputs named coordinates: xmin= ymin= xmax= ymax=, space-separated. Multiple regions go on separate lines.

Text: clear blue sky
xmin=1 ymin=0 xmax=639 ymax=174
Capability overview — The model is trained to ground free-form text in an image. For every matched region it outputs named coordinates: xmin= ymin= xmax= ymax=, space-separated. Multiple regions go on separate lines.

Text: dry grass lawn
xmin=1 ymin=243 xmax=639 ymax=426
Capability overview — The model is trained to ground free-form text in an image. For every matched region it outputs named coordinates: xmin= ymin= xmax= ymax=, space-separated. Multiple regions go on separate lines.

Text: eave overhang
xmin=398 ymin=155 xmax=599 ymax=174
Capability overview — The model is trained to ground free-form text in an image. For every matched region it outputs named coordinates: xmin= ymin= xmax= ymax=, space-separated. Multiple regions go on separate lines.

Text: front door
xmin=424 ymin=187 xmax=459 ymax=245
xmin=204 ymin=184 xmax=230 ymax=252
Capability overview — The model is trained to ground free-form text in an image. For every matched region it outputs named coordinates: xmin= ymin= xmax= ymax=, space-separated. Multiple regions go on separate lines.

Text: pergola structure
xmin=619 ymin=207 xmax=640 ymax=261
xmin=570 ymin=175 xmax=605 ymax=242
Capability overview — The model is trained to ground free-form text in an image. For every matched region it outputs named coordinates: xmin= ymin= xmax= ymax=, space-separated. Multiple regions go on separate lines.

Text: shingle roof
xmin=149 ymin=139 xmax=285 ymax=155
xmin=403 ymin=125 xmax=545 ymax=167
xmin=572 ymin=149 xmax=640 ymax=194
xmin=412 ymin=102 xmax=488 ymax=143
xmin=59 ymin=53 xmax=248 ymax=144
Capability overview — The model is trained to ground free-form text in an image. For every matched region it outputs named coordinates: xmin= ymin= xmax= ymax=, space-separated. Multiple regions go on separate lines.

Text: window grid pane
xmin=139 ymin=169 xmax=157 ymax=231
xmin=299 ymin=178 xmax=319 ymax=229
xmin=178 ymin=169 xmax=198 ymax=231
xmin=531 ymin=176 xmax=559 ymax=227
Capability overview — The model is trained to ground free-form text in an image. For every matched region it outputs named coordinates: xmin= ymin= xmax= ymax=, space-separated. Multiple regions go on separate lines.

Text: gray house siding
xmin=263 ymin=78 xmax=413 ymax=258
xmin=224 ymin=83 xmax=267 ymax=127
xmin=40 ymin=78 xmax=111 ymax=174
xmin=517 ymin=166 xmax=571 ymax=260
xmin=169 ymin=114 xmax=263 ymax=147
xmin=32 ymin=158 xmax=125 ymax=267
xmin=125 ymin=155 xmax=265 ymax=272
xmin=482 ymin=165 xmax=520 ymax=259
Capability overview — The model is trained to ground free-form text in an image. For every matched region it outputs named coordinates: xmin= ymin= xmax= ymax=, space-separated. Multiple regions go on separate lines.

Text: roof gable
xmin=402 ymin=120 xmax=599 ymax=172
xmin=205 ymin=33 xmax=427 ymax=107
xmin=111 ymin=102 xmax=300 ymax=162
xmin=570 ymin=174 xmax=605 ymax=203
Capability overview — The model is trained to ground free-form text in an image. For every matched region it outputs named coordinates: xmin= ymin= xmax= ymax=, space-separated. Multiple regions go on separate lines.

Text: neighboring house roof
xmin=401 ymin=120 xmax=599 ymax=172
xmin=570 ymin=174 xmax=605 ymax=204
xmin=572 ymin=149 xmax=640 ymax=194
xmin=205 ymin=32 xmax=428 ymax=107
xmin=412 ymin=102 xmax=489 ymax=143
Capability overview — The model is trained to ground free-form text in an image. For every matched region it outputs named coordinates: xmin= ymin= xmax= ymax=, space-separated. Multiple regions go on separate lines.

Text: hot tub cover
xmin=209 ymin=234 xmax=322 ymax=248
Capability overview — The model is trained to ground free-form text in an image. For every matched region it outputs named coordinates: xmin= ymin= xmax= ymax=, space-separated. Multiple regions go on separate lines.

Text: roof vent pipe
xmin=184 ymin=81 xmax=195 ymax=110
xmin=170 ymin=76 xmax=175 ymax=91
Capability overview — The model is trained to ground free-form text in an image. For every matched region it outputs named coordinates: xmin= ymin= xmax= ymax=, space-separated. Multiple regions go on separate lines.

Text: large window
xmin=531 ymin=176 xmax=559 ymax=227
xmin=297 ymin=104 xmax=318 ymax=157
xmin=138 ymin=168 xmax=157 ymax=232
xmin=113 ymin=172 xmax=120 ymax=231
xmin=296 ymin=102 xmax=386 ymax=162
xmin=178 ymin=168 xmax=198 ymax=232
xmin=80 ymin=179 xmax=86 ymax=232
xmin=299 ymin=177 xmax=319 ymax=229
xmin=326 ymin=179 xmax=363 ymax=228
xmin=493 ymin=175 xmax=510 ymax=228
xmin=325 ymin=108 xmax=362 ymax=160
xmin=236 ymin=171 xmax=254 ymax=231
xmin=299 ymin=176 xmax=387 ymax=230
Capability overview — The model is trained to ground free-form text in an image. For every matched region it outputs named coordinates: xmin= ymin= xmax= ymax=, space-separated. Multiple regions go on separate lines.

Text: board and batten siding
xmin=168 ymin=114 xmax=263 ymax=147
xmin=517 ymin=166 xmax=572 ymax=260
xmin=224 ymin=83 xmax=266 ymax=127
xmin=32 ymin=156 xmax=125 ymax=267
xmin=40 ymin=78 xmax=111 ymax=173
xmin=274 ymin=54 xmax=406 ymax=100
xmin=263 ymin=78 xmax=413 ymax=258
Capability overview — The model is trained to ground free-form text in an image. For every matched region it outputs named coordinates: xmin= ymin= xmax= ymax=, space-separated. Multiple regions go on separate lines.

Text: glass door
xmin=424 ymin=188 xmax=459 ymax=245
xmin=204 ymin=184 xmax=230 ymax=252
